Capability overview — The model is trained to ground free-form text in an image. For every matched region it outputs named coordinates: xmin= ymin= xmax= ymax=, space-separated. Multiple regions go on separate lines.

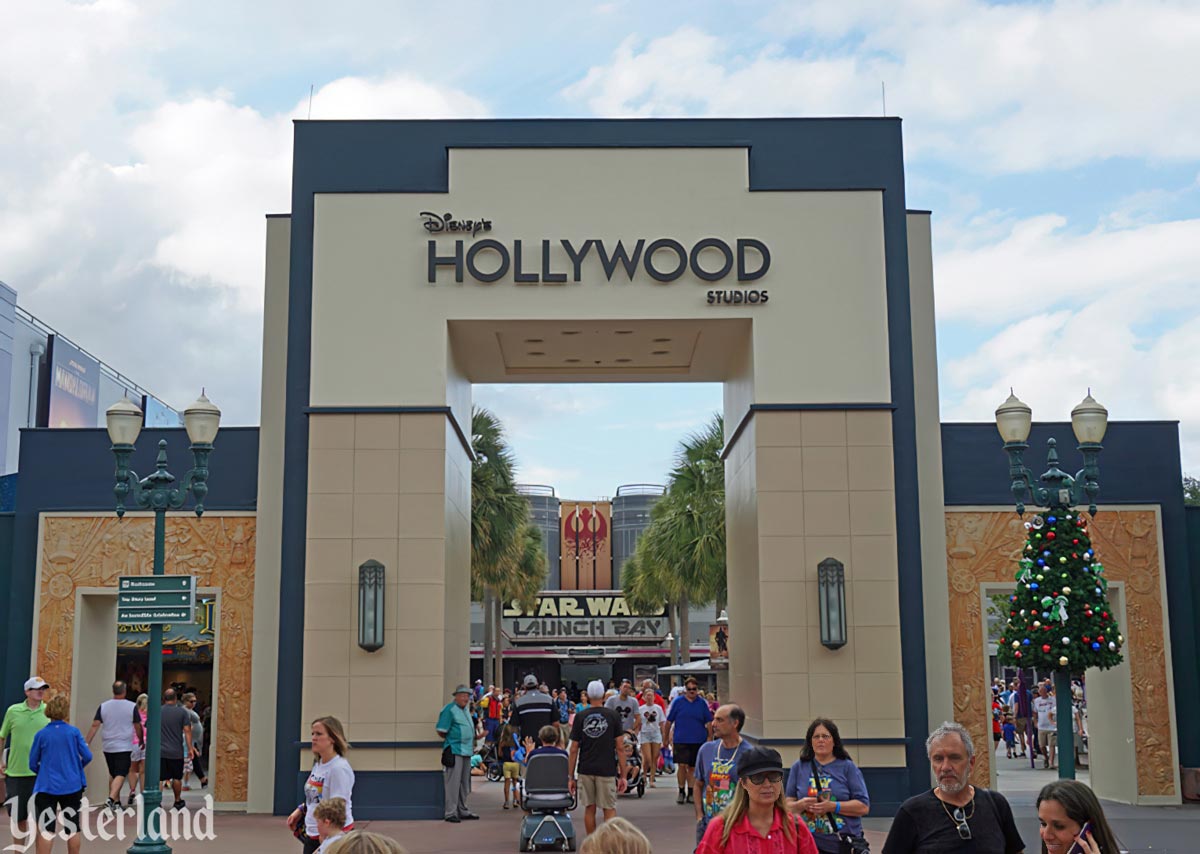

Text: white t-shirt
xmin=1033 ymin=696 xmax=1056 ymax=731
xmin=94 ymin=698 xmax=139 ymax=753
xmin=303 ymin=755 xmax=355 ymax=838
xmin=638 ymin=704 xmax=663 ymax=739
xmin=316 ymin=833 xmax=344 ymax=853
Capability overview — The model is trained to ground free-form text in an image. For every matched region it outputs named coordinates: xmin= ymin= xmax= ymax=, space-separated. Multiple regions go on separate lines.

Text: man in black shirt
xmin=882 ymin=722 xmax=1025 ymax=854
xmin=513 ymin=674 xmax=555 ymax=742
xmin=568 ymin=680 xmax=627 ymax=835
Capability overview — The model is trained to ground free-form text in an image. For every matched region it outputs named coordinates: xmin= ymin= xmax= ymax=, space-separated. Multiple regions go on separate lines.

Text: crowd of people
xmin=990 ymin=675 xmax=1088 ymax=770
xmin=1 ymin=668 xmax=1125 ymax=854
xmin=0 ymin=676 xmax=212 ymax=852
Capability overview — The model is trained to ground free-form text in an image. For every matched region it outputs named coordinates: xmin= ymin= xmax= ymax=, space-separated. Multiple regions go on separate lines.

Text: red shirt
xmin=698 ymin=809 xmax=818 ymax=854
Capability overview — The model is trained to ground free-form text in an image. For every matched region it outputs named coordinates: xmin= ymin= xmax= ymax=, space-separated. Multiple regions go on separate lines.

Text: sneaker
xmin=686 ymin=789 xmax=694 ymax=804
xmin=127 ymin=795 xmax=137 ymax=807
xmin=104 ymin=798 xmax=117 ymax=813
xmin=173 ymin=800 xmax=187 ymax=811
xmin=676 ymin=789 xmax=686 ymax=804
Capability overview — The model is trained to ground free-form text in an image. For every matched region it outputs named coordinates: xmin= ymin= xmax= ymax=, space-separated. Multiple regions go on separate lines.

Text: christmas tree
xmin=997 ymin=510 xmax=1124 ymax=672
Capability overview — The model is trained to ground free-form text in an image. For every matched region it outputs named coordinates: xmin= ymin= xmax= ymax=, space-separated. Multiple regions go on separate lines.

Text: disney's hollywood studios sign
xmin=422 ymin=212 xmax=771 ymax=291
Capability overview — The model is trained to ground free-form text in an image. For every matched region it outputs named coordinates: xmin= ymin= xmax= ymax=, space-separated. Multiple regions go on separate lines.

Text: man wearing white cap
xmin=568 ymin=680 xmax=627 ymax=836
xmin=0 ymin=677 xmax=50 ymax=845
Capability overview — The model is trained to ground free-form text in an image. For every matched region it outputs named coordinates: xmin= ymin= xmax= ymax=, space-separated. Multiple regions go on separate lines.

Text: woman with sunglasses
xmin=1037 ymin=780 xmax=1122 ymax=854
xmin=697 ymin=746 xmax=818 ymax=854
xmin=785 ymin=718 xmax=870 ymax=854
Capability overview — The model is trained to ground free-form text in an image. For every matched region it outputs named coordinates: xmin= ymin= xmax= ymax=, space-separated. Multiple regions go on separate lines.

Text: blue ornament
xmin=1022 ymin=639 xmax=1031 ymax=646
xmin=1030 ymin=583 xmax=1039 ymax=590
xmin=1010 ymin=595 xmax=1017 ymax=602
xmin=1048 ymin=516 xmax=1057 ymax=524
xmin=1095 ymin=587 xmax=1102 ymax=595
xmin=1091 ymin=642 xmax=1101 ymax=650
xmin=1043 ymin=550 xmax=1051 ymax=557
xmin=1037 ymin=559 xmax=1045 ymax=567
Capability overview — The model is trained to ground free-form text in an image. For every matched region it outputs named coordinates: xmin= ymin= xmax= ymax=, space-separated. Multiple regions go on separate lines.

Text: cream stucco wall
xmin=727 ymin=410 xmax=905 ymax=750
xmin=247 ymin=215 xmax=290 ymax=811
xmin=309 ymin=148 xmax=890 ymax=409
xmin=906 ymin=211 xmax=953 ymax=730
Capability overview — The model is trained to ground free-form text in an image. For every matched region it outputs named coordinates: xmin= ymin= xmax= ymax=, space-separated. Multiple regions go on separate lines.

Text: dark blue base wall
xmin=298 ymin=771 xmax=445 ymax=820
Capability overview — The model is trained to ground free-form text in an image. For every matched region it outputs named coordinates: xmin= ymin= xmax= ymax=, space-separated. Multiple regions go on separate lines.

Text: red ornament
xmin=1015 ymin=651 xmax=1022 ymax=658
xmin=1102 ymin=611 xmax=1109 ymax=619
xmin=1000 ymin=637 xmax=1006 ymax=645
xmin=1031 ymin=610 xmax=1039 ymax=616
xmin=1072 ymin=539 xmax=1079 ymax=545
xmin=1042 ymin=644 xmax=1051 ymax=653
xmin=1072 ymin=553 xmax=1078 ymax=559
xmin=1010 ymin=611 xmax=1016 ymax=617
xmin=1047 ymin=532 xmax=1056 ymax=540
xmin=1082 ymin=636 xmax=1091 ymax=643
xmin=1097 ymin=635 xmax=1104 ymax=643
xmin=1086 ymin=610 xmax=1094 ymax=617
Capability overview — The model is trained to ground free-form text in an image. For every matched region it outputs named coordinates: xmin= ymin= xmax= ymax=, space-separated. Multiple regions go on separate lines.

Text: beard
xmin=937 ymin=775 xmax=968 ymax=795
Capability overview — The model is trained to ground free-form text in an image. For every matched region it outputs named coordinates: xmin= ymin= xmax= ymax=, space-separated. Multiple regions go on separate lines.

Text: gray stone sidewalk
xmin=9 ymin=757 xmax=1197 ymax=853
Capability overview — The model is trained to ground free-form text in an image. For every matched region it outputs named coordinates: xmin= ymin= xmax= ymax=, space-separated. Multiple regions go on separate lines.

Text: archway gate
xmin=248 ymin=119 xmax=955 ymax=818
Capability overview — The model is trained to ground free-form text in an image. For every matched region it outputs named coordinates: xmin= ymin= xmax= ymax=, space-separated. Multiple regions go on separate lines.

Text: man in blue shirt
xmin=666 ymin=677 xmax=712 ymax=804
xmin=694 ymin=704 xmax=749 ymax=845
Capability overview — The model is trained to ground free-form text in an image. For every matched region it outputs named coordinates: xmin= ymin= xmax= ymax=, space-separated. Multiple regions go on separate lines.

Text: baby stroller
xmin=618 ymin=734 xmax=646 ymax=798
xmin=518 ymin=752 xmax=577 ymax=852
xmin=477 ymin=739 xmax=503 ymax=782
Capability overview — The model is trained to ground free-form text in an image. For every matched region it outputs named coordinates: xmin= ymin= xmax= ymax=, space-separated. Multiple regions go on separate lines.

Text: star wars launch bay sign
xmin=503 ymin=592 xmax=669 ymax=642
xmin=422 ymin=212 xmax=771 ymax=305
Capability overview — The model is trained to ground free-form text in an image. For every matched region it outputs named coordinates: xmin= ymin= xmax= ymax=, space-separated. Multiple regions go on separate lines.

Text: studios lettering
xmin=422 ymin=214 xmax=771 ymax=303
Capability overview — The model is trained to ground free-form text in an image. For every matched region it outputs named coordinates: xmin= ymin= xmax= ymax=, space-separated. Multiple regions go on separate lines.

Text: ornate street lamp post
xmin=994 ymin=390 xmax=1108 ymax=779
xmin=107 ymin=392 xmax=220 ymax=854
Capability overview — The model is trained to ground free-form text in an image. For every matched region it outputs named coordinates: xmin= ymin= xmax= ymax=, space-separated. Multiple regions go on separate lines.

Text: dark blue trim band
xmin=293 ymin=740 xmax=443 ymax=749
xmin=275 ymin=117 xmax=927 ymax=813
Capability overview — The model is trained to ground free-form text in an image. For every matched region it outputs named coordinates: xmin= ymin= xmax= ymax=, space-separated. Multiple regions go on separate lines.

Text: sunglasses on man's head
xmin=746 ymin=771 xmax=784 ymax=785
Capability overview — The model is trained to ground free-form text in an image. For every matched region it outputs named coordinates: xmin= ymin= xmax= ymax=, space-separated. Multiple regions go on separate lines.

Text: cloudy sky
xmin=3 ymin=0 xmax=1198 ymax=497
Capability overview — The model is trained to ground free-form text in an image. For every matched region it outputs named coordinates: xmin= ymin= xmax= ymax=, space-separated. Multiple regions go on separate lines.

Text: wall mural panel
xmin=36 ymin=513 xmax=256 ymax=804
xmin=944 ymin=509 xmax=1174 ymax=797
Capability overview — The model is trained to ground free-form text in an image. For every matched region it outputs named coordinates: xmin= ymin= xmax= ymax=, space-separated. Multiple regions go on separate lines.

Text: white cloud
xmin=563 ymin=2 xmax=1200 ymax=172
xmin=0 ymin=1 xmax=488 ymax=424
xmin=937 ymin=213 xmax=1200 ymax=470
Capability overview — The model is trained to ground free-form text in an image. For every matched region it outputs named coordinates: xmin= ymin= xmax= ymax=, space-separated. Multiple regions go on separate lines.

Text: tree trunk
xmin=492 ymin=594 xmax=505 ymax=688
xmin=679 ymin=589 xmax=691 ymax=663
xmin=483 ymin=588 xmax=494 ymax=688
xmin=716 ymin=591 xmax=727 ymax=615
xmin=666 ymin=602 xmax=679 ymax=668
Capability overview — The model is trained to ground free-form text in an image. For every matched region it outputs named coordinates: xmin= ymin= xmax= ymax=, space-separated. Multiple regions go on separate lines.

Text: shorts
xmin=503 ymin=761 xmax=521 ymax=779
xmin=674 ymin=742 xmax=703 ymax=767
xmin=993 ymin=732 xmax=1001 ymax=743
xmin=34 ymin=790 xmax=83 ymax=836
xmin=1038 ymin=730 xmax=1057 ymax=750
xmin=577 ymin=774 xmax=616 ymax=810
xmin=640 ymin=730 xmax=662 ymax=745
xmin=105 ymin=751 xmax=133 ymax=778
xmin=161 ymin=757 xmax=185 ymax=781
xmin=4 ymin=775 xmax=36 ymax=822
xmin=131 ymin=741 xmax=145 ymax=762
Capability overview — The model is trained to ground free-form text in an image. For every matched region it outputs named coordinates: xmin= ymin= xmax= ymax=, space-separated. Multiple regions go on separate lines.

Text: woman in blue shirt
xmin=28 ymin=694 xmax=92 ymax=849
xmin=784 ymin=718 xmax=870 ymax=854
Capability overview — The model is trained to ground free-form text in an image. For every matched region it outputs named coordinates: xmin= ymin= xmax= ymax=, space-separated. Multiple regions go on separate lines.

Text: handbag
xmin=441 ymin=745 xmax=456 ymax=768
xmin=806 ymin=760 xmax=870 ymax=854
xmin=291 ymin=804 xmax=308 ymax=842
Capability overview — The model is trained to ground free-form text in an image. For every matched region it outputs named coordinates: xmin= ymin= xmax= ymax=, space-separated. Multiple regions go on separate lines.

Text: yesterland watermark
xmin=4 ymin=794 xmax=216 ymax=851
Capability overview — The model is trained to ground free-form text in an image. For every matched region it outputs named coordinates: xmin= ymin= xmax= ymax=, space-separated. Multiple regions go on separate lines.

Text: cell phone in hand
xmin=1066 ymin=821 xmax=1092 ymax=854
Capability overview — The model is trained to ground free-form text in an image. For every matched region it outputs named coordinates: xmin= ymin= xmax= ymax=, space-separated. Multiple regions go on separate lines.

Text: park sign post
xmin=118 ymin=575 xmax=196 ymax=625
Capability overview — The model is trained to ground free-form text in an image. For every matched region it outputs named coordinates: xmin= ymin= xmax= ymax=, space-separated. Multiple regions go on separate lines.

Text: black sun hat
xmin=736 ymin=746 xmax=784 ymax=780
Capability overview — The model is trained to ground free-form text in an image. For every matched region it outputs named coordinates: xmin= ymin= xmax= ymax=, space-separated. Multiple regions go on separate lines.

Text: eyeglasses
xmin=746 ymin=771 xmax=784 ymax=785
xmin=686 ymin=687 xmax=699 ymax=693
xmin=952 ymin=807 xmax=972 ymax=840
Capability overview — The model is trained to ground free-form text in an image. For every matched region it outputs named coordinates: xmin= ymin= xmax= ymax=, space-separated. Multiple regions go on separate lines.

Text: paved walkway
xmin=10 ymin=761 xmax=1198 ymax=853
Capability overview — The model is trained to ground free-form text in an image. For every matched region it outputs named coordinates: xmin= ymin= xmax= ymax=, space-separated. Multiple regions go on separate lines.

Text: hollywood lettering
xmin=427 ymin=237 xmax=770 ymax=285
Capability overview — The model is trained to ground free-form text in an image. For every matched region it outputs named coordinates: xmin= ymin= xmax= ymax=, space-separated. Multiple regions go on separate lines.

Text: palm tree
xmin=471 ymin=407 xmax=547 ymax=686
xmin=622 ymin=414 xmax=726 ymax=663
